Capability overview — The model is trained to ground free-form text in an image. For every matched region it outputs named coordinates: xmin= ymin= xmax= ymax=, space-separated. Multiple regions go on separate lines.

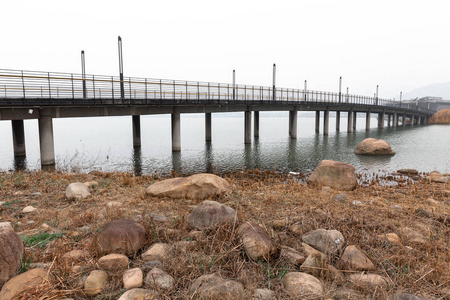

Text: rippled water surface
xmin=0 ymin=112 xmax=449 ymax=174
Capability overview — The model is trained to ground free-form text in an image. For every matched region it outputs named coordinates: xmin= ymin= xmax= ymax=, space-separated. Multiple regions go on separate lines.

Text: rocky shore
xmin=0 ymin=166 xmax=449 ymax=299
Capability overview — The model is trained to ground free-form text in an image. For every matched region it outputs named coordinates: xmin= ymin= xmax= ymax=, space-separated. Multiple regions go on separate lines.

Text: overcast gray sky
xmin=2 ymin=0 xmax=449 ymax=99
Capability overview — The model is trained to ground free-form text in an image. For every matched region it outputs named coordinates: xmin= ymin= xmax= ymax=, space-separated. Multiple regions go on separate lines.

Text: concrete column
xmin=132 ymin=115 xmax=141 ymax=147
xmin=323 ymin=109 xmax=329 ymax=135
xmin=244 ymin=111 xmax=252 ymax=144
xmin=352 ymin=111 xmax=357 ymax=131
xmin=387 ymin=114 xmax=391 ymax=127
xmin=393 ymin=113 xmax=398 ymax=128
xmin=365 ymin=112 xmax=371 ymax=131
xmin=403 ymin=113 xmax=406 ymax=127
xmin=411 ymin=115 xmax=415 ymax=127
xmin=335 ymin=111 xmax=340 ymax=131
xmin=205 ymin=112 xmax=212 ymax=142
xmin=315 ymin=111 xmax=320 ymax=133
xmin=347 ymin=110 xmax=353 ymax=133
xmin=254 ymin=111 xmax=259 ymax=138
xmin=378 ymin=112 xmax=385 ymax=128
xmin=38 ymin=112 xmax=55 ymax=166
xmin=171 ymin=108 xmax=181 ymax=152
xmin=417 ymin=116 xmax=421 ymax=125
xmin=289 ymin=110 xmax=297 ymax=139
xmin=12 ymin=120 xmax=26 ymax=157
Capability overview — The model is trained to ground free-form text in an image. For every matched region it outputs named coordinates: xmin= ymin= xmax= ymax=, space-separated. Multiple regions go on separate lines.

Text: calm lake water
xmin=0 ymin=112 xmax=449 ymax=175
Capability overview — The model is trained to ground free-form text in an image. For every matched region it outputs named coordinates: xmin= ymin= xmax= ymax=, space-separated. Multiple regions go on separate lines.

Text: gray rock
xmin=188 ymin=273 xmax=244 ymax=299
xmin=187 ymin=200 xmax=237 ymax=229
xmin=117 ymin=288 xmax=158 ymax=300
xmin=301 ymin=228 xmax=345 ymax=255
xmin=252 ymin=288 xmax=276 ymax=299
xmin=281 ymin=272 xmax=323 ymax=299
xmin=144 ymin=267 xmax=175 ymax=290
xmin=333 ymin=194 xmax=348 ymax=202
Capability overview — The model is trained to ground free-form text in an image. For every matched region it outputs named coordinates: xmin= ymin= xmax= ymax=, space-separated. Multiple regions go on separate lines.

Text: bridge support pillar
xmin=365 ymin=112 xmax=371 ymax=131
xmin=387 ymin=114 xmax=391 ymax=127
xmin=245 ymin=111 xmax=252 ymax=144
xmin=254 ymin=111 xmax=259 ymax=138
xmin=378 ymin=112 xmax=385 ymax=128
xmin=393 ymin=113 xmax=398 ymax=127
xmin=347 ymin=111 xmax=353 ymax=133
xmin=12 ymin=120 xmax=26 ymax=157
xmin=289 ymin=110 xmax=297 ymax=138
xmin=132 ymin=115 xmax=141 ymax=147
xmin=352 ymin=111 xmax=357 ymax=131
xmin=171 ymin=108 xmax=181 ymax=152
xmin=38 ymin=110 xmax=55 ymax=166
xmin=205 ymin=113 xmax=212 ymax=142
xmin=411 ymin=115 xmax=415 ymax=127
xmin=323 ymin=109 xmax=329 ymax=135
xmin=315 ymin=111 xmax=320 ymax=133
xmin=335 ymin=111 xmax=340 ymax=131
xmin=403 ymin=113 xmax=406 ymax=127
xmin=417 ymin=116 xmax=421 ymax=125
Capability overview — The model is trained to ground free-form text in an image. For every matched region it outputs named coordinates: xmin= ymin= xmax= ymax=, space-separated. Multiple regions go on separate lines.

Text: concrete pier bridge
xmin=0 ymin=68 xmax=435 ymax=168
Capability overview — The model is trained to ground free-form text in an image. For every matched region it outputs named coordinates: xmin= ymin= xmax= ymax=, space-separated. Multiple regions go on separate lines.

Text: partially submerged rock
xmin=146 ymin=173 xmax=231 ymax=200
xmin=354 ymin=138 xmax=395 ymax=156
xmin=307 ymin=160 xmax=357 ymax=191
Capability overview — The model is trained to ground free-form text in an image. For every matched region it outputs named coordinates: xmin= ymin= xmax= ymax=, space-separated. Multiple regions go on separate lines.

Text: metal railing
xmin=0 ymin=69 xmax=436 ymax=114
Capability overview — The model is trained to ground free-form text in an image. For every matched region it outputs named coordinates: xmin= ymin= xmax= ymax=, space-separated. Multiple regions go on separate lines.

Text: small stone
xmin=252 ymin=288 xmax=276 ymax=299
xmin=173 ymin=240 xmax=197 ymax=252
xmin=41 ymin=223 xmax=51 ymax=230
xmin=401 ymin=227 xmax=428 ymax=246
xmin=117 ymin=288 xmax=159 ymax=300
xmin=187 ymin=200 xmax=237 ymax=229
xmin=425 ymin=197 xmax=439 ymax=206
xmin=289 ymin=223 xmax=303 ymax=235
xmin=269 ymin=218 xmax=288 ymax=228
xmin=26 ymin=220 xmax=35 ymax=225
xmin=144 ymin=268 xmax=175 ymax=290
xmin=84 ymin=270 xmax=108 ymax=296
xmin=142 ymin=243 xmax=172 ymax=262
xmin=106 ymin=201 xmax=122 ymax=208
xmin=70 ymin=265 xmax=83 ymax=274
xmin=280 ymin=246 xmax=305 ymax=265
xmin=97 ymin=253 xmax=129 ymax=271
xmin=188 ymin=273 xmax=244 ymax=299
xmin=339 ymin=245 xmax=376 ymax=270
xmin=398 ymin=169 xmax=419 ymax=175
xmin=62 ymin=249 xmax=90 ymax=266
xmin=351 ymin=200 xmax=363 ymax=206
xmin=66 ymin=182 xmax=91 ymax=200
xmin=0 ymin=222 xmax=13 ymax=231
xmin=0 ymin=201 xmax=6 ymax=205
xmin=348 ymin=273 xmax=389 ymax=289
xmin=22 ymin=206 xmax=37 ymax=213
xmin=123 ymin=268 xmax=143 ymax=290
xmin=333 ymin=194 xmax=348 ymax=202
xmin=388 ymin=293 xmax=428 ymax=300
xmin=28 ymin=262 xmax=52 ymax=269
xmin=391 ymin=205 xmax=403 ymax=210
xmin=380 ymin=233 xmax=402 ymax=245
xmin=141 ymin=260 xmax=163 ymax=272
xmin=84 ymin=181 xmax=99 ymax=189
xmin=282 ymin=272 xmax=324 ymax=299
xmin=302 ymin=228 xmax=345 ymax=255
xmin=238 ymin=221 xmax=277 ymax=261
xmin=301 ymin=243 xmax=327 ymax=260
xmin=300 ymin=253 xmax=323 ymax=277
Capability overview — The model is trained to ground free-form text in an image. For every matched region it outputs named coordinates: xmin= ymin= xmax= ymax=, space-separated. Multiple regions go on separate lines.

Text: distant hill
xmin=402 ymin=82 xmax=450 ymax=100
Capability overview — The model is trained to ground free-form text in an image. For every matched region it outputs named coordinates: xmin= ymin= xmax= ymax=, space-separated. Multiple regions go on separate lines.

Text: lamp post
xmin=375 ymin=85 xmax=379 ymax=105
xmin=118 ymin=36 xmax=124 ymax=99
xmin=81 ymin=50 xmax=86 ymax=98
xmin=272 ymin=63 xmax=276 ymax=101
xmin=339 ymin=76 xmax=342 ymax=103
xmin=304 ymin=80 xmax=307 ymax=101
xmin=232 ymin=69 xmax=236 ymax=100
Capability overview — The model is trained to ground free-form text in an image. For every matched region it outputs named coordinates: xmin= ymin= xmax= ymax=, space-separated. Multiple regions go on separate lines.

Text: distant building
xmin=402 ymin=96 xmax=450 ymax=111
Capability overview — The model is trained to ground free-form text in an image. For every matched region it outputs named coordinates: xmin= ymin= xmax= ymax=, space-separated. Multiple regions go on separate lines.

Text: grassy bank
xmin=0 ymin=170 xmax=449 ymax=299
xmin=428 ymin=108 xmax=450 ymax=124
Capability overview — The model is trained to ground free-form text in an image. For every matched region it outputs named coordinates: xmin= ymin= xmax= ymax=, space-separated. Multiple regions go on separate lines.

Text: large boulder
xmin=301 ymin=229 xmax=345 ymax=256
xmin=281 ymin=272 xmax=323 ymax=299
xmin=95 ymin=219 xmax=146 ymax=256
xmin=146 ymin=173 xmax=231 ymax=200
xmin=187 ymin=200 xmax=237 ymax=229
xmin=354 ymin=138 xmax=395 ymax=156
xmin=307 ymin=160 xmax=357 ymax=191
xmin=238 ymin=222 xmax=277 ymax=261
xmin=0 ymin=227 xmax=24 ymax=287
xmin=0 ymin=268 xmax=48 ymax=300
xmin=188 ymin=273 xmax=244 ymax=299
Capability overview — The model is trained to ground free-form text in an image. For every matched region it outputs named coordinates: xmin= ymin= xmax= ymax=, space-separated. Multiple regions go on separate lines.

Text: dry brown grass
xmin=428 ymin=108 xmax=450 ymax=124
xmin=1 ymin=170 xmax=449 ymax=299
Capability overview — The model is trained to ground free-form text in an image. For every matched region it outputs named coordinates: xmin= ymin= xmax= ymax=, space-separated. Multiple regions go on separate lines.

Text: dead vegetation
xmin=0 ymin=169 xmax=449 ymax=299
xmin=428 ymin=108 xmax=450 ymax=124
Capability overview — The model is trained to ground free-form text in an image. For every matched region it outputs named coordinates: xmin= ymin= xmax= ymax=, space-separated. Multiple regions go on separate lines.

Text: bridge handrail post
xmin=208 ymin=83 xmax=210 ymax=99
xmin=48 ymin=72 xmax=51 ymax=99
xmin=129 ymin=78 xmax=132 ymax=103
xmin=197 ymin=82 xmax=200 ymax=101
xmin=93 ymin=75 xmax=96 ymax=101
xmin=144 ymin=78 xmax=147 ymax=101
xmin=71 ymin=74 xmax=74 ymax=101
xmin=21 ymin=71 xmax=25 ymax=99
xmin=174 ymin=80 xmax=176 ymax=100
xmin=252 ymin=85 xmax=254 ymax=101
xmin=112 ymin=76 xmax=115 ymax=102
xmin=160 ymin=79 xmax=162 ymax=100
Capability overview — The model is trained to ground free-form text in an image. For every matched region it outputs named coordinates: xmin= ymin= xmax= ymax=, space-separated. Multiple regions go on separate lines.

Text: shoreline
xmin=1 ymin=169 xmax=449 ymax=299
